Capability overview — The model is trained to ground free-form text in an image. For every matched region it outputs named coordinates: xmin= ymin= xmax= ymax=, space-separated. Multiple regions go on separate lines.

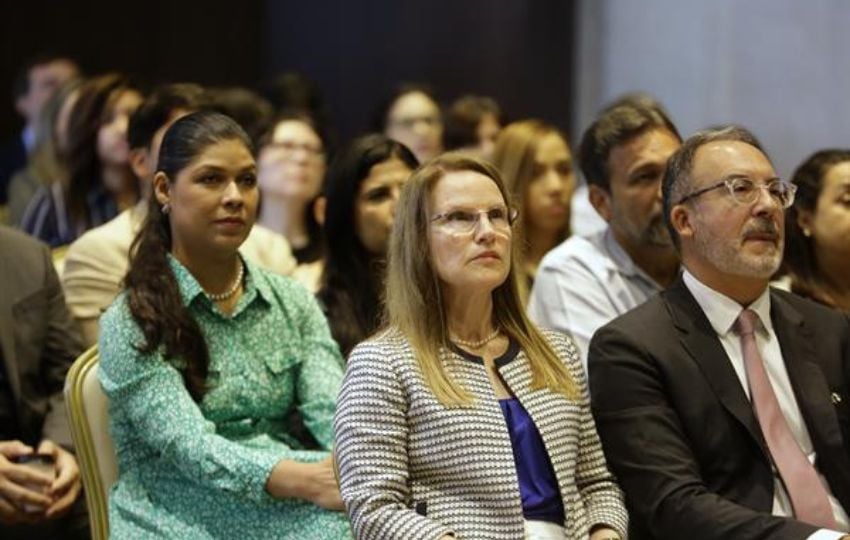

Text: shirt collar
xmin=167 ymin=254 xmax=271 ymax=313
xmin=682 ymin=269 xmax=773 ymax=337
xmin=21 ymin=127 xmax=36 ymax=154
xmin=603 ymin=226 xmax=666 ymax=289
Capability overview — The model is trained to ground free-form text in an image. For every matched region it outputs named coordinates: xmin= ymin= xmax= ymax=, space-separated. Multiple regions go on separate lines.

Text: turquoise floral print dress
xmin=98 ymin=256 xmax=352 ymax=539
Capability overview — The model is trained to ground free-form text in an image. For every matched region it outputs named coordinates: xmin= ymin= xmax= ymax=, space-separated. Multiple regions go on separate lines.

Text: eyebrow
xmin=722 ymin=173 xmax=781 ymax=182
xmin=435 ymin=204 xmax=506 ymax=213
xmin=194 ymin=164 xmax=256 ymax=174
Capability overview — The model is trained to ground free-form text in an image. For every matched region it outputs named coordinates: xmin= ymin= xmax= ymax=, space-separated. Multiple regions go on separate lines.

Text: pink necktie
xmin=736 ymin=309 xmax=836 ymax=528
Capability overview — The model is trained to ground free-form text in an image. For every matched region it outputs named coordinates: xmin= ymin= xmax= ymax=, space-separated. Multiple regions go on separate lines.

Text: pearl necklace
xmin=206 ymin=260 xmax=244 ymax=302
xmin=451 ymin=328 xmax=501 ymax=349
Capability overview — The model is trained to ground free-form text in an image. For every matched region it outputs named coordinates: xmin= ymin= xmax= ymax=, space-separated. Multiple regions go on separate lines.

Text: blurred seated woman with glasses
xmin=782 ymin=149 xmax=850 ymax=311
xmin=256 ymin=112 xmax=327 ymax=290
xmin=334 ymin=153 xmax=627 ymax=540
xmin=98 ymin=111 xmax=350 ymax=539
xmin=375 ymin=83 xmax=443 ymax=164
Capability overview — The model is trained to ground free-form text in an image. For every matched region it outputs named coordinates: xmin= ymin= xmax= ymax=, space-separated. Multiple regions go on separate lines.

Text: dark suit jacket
xmin=0 ymin=226 xmax=83 ymax=447
xmin=0 ymin=135 xmax=26 ymax=205
xmin=589 ymin=277 xmax=850 ymax=540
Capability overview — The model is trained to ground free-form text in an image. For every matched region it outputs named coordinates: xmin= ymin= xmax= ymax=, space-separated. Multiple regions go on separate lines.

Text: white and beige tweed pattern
xmin=334 ymin=328 xmax=628 ymax=539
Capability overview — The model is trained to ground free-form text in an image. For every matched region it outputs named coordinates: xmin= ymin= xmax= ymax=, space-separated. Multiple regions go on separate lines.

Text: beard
xmin=641 ymin=215 xmax=673 ymax=247
xmin=693 ymin=216 xmax=783 ymax=279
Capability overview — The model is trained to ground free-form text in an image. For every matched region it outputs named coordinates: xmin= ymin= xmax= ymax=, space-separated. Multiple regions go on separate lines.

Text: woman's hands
xmin=265 ymin=455 xmax=344 ymax=511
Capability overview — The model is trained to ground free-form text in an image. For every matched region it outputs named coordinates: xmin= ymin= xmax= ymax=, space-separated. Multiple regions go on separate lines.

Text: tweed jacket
xmin=334 ymin=328 xmax=627 ymax=540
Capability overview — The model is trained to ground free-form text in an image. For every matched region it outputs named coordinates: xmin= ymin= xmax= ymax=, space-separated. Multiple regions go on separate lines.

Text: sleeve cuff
xmin=806 ymin=529 xmax=848 ymax=540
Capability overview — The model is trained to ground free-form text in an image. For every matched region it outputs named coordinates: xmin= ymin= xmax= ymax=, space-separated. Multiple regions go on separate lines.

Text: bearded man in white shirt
xmin=528 ymin=96 xmax=681 ymax=368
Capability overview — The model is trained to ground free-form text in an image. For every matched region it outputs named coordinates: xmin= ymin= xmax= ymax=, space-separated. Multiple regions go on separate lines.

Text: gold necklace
xmin=451 ymin=328 xmax=501 ymax=349
xmin=206 ymin=260 xmax=244 ymax=301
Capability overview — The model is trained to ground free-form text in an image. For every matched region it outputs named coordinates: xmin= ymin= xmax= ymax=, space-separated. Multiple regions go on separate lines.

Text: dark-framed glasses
xmin=266 ymin=140 xmax=325 ymax=161
xmin=430 ymin=206 xmax=519 ymax=235
xmin=677 ymin=177 xmax=797 ymax=209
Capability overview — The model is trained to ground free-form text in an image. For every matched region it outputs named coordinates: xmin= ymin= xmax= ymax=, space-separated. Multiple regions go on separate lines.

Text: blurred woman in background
xmin=783 ymin=149 xmax=850 ymax=311
xmin=491 ymin=120 xmax=575 ymax=289
xmin=21 ymin=73 xmax=142 ymax=246
xmin=317 ymin=134 xmax=418 ymax=358
xmin=256 ymin=112 xmax=327 ymax=289
xmin=444 ymin=94 xmax=502 ymax=159
xmin=375 ymin=83 xmax=443 ymax=163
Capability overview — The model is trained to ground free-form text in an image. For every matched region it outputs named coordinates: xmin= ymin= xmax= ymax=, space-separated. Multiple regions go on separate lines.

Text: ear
xmin=588 ymin=184 xmax=613 ymax=223
xmin=670 ymin=204 xmax=694 ymax=242
xmin=153 ymin=172 xmax=171 ymax=207
xmin=796 ymin=208 xmax=813 ymax=237
xmin=128 ymin=148 xmax=150 ymax=182
xmin=14 ymin=94 xmax=31 ymax=119
xmin=313 ymin=195 xmax=327 ymax=227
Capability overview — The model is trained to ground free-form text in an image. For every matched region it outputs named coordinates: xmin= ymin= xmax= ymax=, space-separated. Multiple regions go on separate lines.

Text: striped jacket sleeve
xmin=333 ymin=340 xmax=454 ymax=539
xmin=560 ymin=332 xmax=629 ymax=538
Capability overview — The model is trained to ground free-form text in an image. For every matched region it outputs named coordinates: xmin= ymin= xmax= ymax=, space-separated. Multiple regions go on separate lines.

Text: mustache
xmin=743 ymin=218 xmax=780 ymax=238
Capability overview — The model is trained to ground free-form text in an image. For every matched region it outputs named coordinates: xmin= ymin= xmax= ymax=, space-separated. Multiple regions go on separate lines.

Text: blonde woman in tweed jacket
xmin=334 ymin=154 xmax=627 ymax=540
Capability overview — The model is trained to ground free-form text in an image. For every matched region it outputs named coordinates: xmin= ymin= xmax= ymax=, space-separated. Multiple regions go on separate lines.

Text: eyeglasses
xmin=676 ymin=177 xmax=797 ymax=209
xmin=266 ymin=140 xmax=324 ymax=161
xmin=430 ymin=206 xmax=518 ymax=235
xmin=388 ymin=115 xmax=442 ymax=131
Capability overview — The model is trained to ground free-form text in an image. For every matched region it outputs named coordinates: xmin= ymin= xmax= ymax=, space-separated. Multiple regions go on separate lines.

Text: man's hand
xmin=37 ymin=439 xmax=81 ymax=519
xmin=0 ymin=440 xmax=53 ymax=524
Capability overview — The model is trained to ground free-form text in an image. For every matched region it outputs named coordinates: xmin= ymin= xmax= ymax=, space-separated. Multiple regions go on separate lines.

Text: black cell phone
xmin=12 ymin=453 xmax=55 ymax=466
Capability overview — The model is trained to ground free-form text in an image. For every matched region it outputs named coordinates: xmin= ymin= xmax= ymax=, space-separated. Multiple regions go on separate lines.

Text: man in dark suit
xmin=589 ymin=125 xmax=850 ymax=539
xmin=0 ymin=225 xmax=86 ymax=539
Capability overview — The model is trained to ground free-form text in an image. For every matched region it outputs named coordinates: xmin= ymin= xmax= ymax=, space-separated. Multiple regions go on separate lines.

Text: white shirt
xmin=683 ymin=270 xmax=849 ymax=538
xmin=528 ymin=227 xmax=664 ymax=370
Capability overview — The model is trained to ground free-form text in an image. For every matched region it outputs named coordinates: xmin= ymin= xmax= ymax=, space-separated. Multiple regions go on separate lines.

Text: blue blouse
xmin=499 ymin=396 xmax=566 ymax=524
xmin=452 ymin=339 xmax=566 ymax=524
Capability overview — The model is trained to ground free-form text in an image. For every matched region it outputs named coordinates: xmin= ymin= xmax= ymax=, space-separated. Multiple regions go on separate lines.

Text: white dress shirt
xmin=684 ymin=270 xmax=849 ymax=538
xmin=528 ymin=227 xmax=664 ymax=370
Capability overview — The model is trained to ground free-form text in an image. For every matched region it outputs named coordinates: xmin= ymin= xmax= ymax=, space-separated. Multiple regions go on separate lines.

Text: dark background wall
xmin=1 ymin=0 xmax=574 ymax=146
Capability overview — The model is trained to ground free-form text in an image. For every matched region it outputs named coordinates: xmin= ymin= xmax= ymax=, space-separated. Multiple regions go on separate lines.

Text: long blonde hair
xmin=384 ymin=152 xmax=579 ymax=406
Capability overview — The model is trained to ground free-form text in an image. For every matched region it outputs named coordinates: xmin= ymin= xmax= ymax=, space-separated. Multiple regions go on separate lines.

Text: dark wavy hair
xmin=63 ymin=73 xmax=139 ymax=230
xmin=783 ymin=149 xmax=850 ymax=301
xmin=316 ymin=134 xmax=418 ymax=357
xmin=125 ymin=111 xmax=253 ymax=401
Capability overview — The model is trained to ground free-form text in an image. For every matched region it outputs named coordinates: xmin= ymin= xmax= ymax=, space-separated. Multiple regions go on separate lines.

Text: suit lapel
xmin=772 ymin=293 xmax=844 ymax=448
xmin=0 ymin=256 xmax=21 ymax=402
xmin=665 ymin=279 xmax=769 ymax=456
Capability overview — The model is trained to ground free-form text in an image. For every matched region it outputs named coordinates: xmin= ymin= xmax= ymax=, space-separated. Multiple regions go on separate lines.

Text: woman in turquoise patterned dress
xmin=97 ymin=111 xmax=351 ymax=539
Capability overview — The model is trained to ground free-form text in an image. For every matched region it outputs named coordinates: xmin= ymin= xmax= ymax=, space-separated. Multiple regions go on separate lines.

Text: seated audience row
xmin=1 ymin=55 xmax=849 ymax=540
